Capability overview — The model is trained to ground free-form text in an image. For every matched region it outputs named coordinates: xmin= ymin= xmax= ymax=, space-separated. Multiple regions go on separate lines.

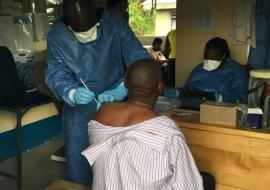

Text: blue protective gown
xmin=182 ymin=60 xmax=248 ymax=103
xmin=45 ymin=9 xmax=149 ymax=185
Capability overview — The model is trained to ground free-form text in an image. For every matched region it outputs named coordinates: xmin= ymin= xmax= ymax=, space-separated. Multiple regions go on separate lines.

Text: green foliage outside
xmin=129 ymin=0 xmax=155 ymax=36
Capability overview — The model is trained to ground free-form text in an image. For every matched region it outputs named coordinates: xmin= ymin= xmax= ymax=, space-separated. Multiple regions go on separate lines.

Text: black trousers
xmin=164 ymin=58 xmax=175 ymax=87
xmin=200 ymin=171 xmax=216 ymax=190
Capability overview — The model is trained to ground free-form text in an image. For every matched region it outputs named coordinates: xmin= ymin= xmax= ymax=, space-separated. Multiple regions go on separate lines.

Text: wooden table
xmin=43 ymin=180 xmax=91 ymax=190
xmin=174 ymin=113 xmax=270 ymax=190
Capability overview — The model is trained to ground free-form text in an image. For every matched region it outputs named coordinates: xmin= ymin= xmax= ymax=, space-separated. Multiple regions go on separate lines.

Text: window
xmin=171 ymin=10 xmax=176 ymax=30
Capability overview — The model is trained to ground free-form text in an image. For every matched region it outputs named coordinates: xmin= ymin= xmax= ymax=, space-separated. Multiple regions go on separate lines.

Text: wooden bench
xmin=43 ymin=180 xmax=91 ymax=190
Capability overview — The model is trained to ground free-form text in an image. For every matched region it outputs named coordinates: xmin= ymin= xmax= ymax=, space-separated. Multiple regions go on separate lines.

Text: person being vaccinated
xmin=165 ymin=37 xmax=248 ymax=103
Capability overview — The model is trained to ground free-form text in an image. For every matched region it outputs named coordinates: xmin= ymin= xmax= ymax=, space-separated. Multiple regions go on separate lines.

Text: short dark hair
xmin=107 ymin=0 xmax=127 ymax=8
xmin=127 ymin=59 xmax=162 ymax=98
xmin=152 ymin=37 xmax=163 ymax=46
xmin=205 ymin=37 xmax=231 ymax=59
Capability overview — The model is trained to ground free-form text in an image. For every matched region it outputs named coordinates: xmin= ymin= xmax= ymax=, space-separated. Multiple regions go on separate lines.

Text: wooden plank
xmin=173 ymin=114 xmax=270 ymax=190
xmin=216 ymin=184 xmax=247 ymax=190
xmin=189 ymin=145 xmax=270 ymax=190
xmin=181 ymin=128 xmax=270 ymax=158
xmin=174 ymin=115 xmax=270 ymax=140
xmin=43 ymin=180 xmax=91 ymax=190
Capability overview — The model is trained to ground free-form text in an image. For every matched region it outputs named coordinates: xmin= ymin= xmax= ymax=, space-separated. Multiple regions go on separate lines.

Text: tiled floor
xmin=0 ymin=137 xmax=66 ymax=190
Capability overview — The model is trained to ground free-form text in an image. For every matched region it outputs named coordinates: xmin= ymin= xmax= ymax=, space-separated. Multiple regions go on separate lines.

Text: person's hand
xmin=164 ymin=88 xmax=179 ymax=98
xmin=205 ymin=89 xmax=222 ymax=102
xmin=69 ymin=87 xmax=96 ymax=105
xmin=98 ymin=83 xmax=127 ymax=103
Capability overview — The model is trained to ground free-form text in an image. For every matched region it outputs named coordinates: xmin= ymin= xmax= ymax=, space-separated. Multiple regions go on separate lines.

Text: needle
xmin=79 ymin=78 xmax=98 ymax=104
xmin=171 ymin=112 xmax=191 ymax=116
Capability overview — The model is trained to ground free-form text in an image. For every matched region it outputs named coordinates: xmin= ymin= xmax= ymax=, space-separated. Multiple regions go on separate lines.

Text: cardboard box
xmin=200 ymin=101 xmax=237 ymax=126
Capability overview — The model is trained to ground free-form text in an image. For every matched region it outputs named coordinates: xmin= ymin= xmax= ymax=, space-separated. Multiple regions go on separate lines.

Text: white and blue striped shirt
xmin=82 ymin=116 xmax=203 ymax=190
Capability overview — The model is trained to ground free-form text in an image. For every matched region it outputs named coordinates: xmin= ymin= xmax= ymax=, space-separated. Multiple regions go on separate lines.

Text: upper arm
xmin=222 ymin=65 xmax=248 ymax=103
xmin=231 ymin=65 xmax=248 ymax=102
xmin=232 ymin=65 xmax=248 ymax=90
xmin=184 ymin=65 xmax=201 ymax=88
xmin=169 ymin=136 xmax=203 ymax=190
xmin=45 ymin=39 xmax=79 ymax=105
xmin=93 ymin=103 xmax=111 ymax=122
xmin=118 ymin=19 xmax=149 ymax=67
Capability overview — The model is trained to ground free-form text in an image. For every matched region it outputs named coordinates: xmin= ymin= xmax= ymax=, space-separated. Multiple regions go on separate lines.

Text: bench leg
xmin=16 ymin=112 xmax=23 ymax=190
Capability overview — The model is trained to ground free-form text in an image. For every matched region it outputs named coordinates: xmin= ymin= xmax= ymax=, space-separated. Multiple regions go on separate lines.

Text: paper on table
xmin=248 ymin=108 xmax=263 ymax=114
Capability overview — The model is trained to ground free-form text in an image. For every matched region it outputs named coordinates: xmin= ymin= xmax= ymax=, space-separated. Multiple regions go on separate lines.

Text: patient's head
xmin=125 ymin=59 xmax=162 ymax=103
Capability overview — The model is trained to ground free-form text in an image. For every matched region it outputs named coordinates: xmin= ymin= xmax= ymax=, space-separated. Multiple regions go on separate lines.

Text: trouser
xmin=161 ymin=65 xmax=166 ymax=85
xmin=62 ymin=103 xmax=96 ymax=186
xmin=200 ymin=171 xmax=216 ymax=190
xmin=165 ymin=58 xmax=175 ymax=87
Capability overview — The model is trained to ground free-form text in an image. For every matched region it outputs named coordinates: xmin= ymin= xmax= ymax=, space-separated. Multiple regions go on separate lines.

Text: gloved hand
xmin=69 ymin=87 xmax=96 ymax=105
xmin=98 ymin=83 xmax=127 ymax=103
xmin=164 ymin=88 xmax=179 ymax=98
xmin=216 ymin=93 xmax=222 ymax=102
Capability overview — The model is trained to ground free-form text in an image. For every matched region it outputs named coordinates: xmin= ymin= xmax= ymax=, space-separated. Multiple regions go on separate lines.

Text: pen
xmin=79 ymin=78 xmax=98 ymax=104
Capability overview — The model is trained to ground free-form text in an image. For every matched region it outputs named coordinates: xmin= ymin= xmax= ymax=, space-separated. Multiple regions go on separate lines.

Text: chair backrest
xmin=0 ymin=46 xmax=25 ymax=98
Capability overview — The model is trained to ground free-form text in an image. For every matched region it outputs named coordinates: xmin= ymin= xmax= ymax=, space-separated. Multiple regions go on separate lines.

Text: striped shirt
xmin=82 ymin=116 xmax=203 ymax=190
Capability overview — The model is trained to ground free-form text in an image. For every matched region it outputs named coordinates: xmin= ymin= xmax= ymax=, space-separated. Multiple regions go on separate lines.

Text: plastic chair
xmin=248 ymin=69 xmax=270 ymax=127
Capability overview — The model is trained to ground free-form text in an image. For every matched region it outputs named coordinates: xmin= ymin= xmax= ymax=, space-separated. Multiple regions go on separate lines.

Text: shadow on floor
xmin=0 ymin=137 xmax=66 ymax=190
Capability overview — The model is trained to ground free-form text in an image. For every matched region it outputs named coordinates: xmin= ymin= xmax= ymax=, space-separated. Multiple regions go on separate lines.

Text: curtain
xmin=231 ymin=0 xmax=256 ymax=48
xmin=248 ymin=0 xmax=270 ymax=69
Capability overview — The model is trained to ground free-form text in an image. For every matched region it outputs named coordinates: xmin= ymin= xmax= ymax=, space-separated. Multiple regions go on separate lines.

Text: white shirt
xmin=82 ymin=116 xmax=203 ymax=190
xmin=148 ymin=47 xmax=167 ymax=62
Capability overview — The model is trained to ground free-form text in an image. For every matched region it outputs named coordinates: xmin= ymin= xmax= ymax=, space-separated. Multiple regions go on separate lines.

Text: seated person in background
xmin=82 ymin=59 xmax=203 ymax=190
xmin=148 ymin=37 xmax=167 ymax=65
xmin=165 ymin=37 xmax=248 ymax=103
xmin=16 ymin=62 xmax=36 ymax=90
xmin=15 ymin=60 xmax=63 ymax=112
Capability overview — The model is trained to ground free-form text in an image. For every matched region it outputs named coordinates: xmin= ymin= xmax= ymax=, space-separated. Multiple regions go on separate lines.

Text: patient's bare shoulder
xmin=93 ymin=101 xmax=160 ymax=127
xmin=93 ymin=102 xmax=126 ymax=124
xmin=94 ymin=103 xmax=112 ymax=120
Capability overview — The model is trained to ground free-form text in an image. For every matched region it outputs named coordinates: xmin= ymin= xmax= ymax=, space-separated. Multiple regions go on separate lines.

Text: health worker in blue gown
xmin=165 ymin=37 xmax=248 ymax=103
xmin=44 ymin=0 xmax=149 ymax=185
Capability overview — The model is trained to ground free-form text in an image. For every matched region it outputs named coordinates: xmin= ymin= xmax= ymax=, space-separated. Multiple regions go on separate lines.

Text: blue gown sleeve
xmin=220 ymin=65 xmax=248 ymax=104
xmin=170 ymin=69 xmax=198 ymax=98
xmin=44 ymin=39 xmax=79 ymax=106
xmin=118 ymin=18 xmax=150 ymax=67
xmin=180 ymin=66 xmax=200 ymax=95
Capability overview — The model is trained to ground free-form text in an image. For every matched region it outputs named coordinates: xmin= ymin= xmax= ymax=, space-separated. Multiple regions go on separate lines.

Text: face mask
xmin=69 ymin=23 xmax=100 ymax=43
xmin=203 ymin=59 xmax=222 ymax=71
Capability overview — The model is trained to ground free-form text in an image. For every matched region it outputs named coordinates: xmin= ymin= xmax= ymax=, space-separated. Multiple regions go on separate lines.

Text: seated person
xmin=16 ymin=61 xmax=36 ymax=90
xmin=82 ymin=59 xmax=203 ymax=190
xmin=15 ymin=60 xmax=63 ymax=112
xmin=148 ymin=37 xmax=167 ymax=65
xmin=165 ymin=37 xmax=248 ymax=103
